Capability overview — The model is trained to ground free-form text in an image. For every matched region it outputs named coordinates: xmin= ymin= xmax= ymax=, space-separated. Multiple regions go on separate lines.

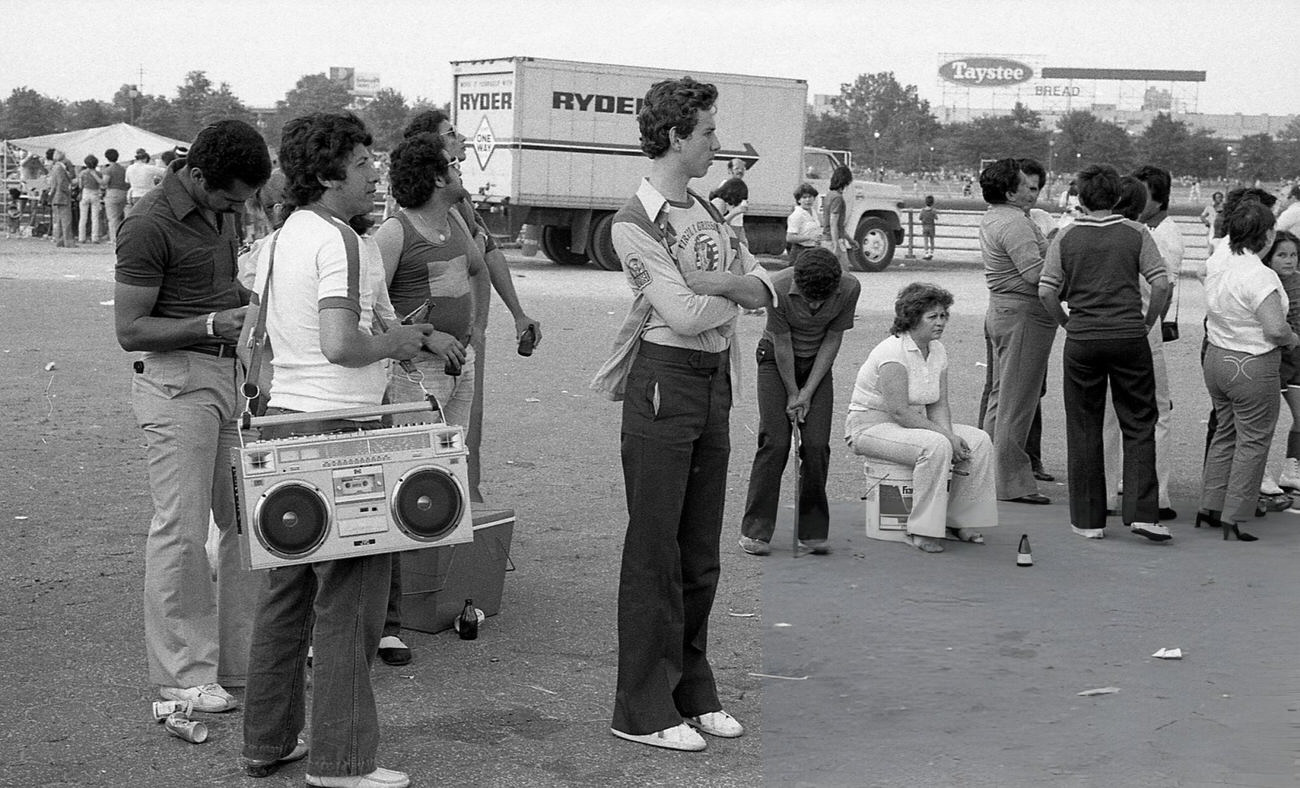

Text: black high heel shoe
xmin=1194 ymin=510 xmax=1222 ymax=529
xmin=1224 ymin=521 xmax=1259 ymax=542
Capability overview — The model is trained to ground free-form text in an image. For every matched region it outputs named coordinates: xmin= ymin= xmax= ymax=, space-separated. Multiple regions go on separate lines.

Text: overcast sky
xmin=9 ymin=0 xmax=1296 ymax=117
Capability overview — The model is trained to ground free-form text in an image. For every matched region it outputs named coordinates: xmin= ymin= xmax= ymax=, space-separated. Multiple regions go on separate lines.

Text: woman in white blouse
xmin=1199 ymin=201 xmax=1297 ymax=541
xmin=845 ymin=283 xmax=997 ymax=553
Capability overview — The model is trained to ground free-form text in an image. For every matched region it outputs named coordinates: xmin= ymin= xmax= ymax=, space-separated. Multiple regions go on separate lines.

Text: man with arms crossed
xmin=114 ymin=120 xmax=272 ymax=712
xmin=591 ymin=77 xmax=776 ymax=752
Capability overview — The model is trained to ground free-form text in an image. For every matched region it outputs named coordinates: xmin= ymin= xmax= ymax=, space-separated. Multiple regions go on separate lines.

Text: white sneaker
xmin=159 ymin=683 xmax=237 ymax=713
xmin=737 ymin=536 xmax=771 ymax=556
xmin=1129 ymin=522 xmax=1173 ymax=542
xmin=611 ymin=722 xmax=707 ymax=751
xmin=1070 ymin=525 xmax=1105 ymax=539
xmin=306 ymin=767 xmax=410 ymax=788
xmin=685 ymin=710 xmax=745 ymax=738
xmin=1261 ymin=472 xmax=1284 ymax=495
xmin=1279 ymin=457 xmax=1300 ymax=491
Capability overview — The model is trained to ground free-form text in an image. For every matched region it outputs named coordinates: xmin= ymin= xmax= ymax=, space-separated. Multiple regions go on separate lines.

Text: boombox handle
xmin=246 ymin=400 xmax=445 ymax=429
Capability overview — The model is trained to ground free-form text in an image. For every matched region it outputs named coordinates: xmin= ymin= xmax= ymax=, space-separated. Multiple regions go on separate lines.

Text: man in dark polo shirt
xmin=738 ymin=246 xmax=859 ymax=556
xmin=114 ymin=119 xmax=272 ymax=714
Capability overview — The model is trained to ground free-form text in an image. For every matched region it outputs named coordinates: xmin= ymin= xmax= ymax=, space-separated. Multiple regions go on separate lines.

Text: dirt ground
xmin=1 ymin=239 xmax=1297 ymax=787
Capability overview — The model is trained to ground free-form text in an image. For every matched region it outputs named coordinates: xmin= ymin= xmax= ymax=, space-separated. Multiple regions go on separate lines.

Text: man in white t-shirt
xmin=124 ymin=148 xmax=165 ymax=210
xmin=242 ymin=111 xmax=430 ymax=788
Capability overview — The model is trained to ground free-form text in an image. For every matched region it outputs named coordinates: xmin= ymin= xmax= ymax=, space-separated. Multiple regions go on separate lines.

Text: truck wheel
xmin=588 ymin=213 xmax=622 ymax=271
xmin=852 ymin=218 xmax=896 ymax=272
xmin=541 ymin=226 xmax=590 ymax=266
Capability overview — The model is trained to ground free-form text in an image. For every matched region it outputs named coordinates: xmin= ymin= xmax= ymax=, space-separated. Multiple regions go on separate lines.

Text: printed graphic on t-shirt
xmin=672 ymin=219 xmax=727 ymax=273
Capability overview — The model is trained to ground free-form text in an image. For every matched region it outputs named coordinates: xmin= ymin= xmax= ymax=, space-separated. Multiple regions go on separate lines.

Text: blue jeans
xmin=242 ymin=413 xmax=391 ymax=777
xmin=740 ymin=344 xmax=833 ymax=542
xmin=613 ymin=343 xmax=730 ymax=735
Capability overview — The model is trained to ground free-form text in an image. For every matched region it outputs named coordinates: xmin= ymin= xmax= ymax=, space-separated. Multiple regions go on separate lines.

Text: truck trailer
xmin=451 ymin=56 xmax=905 ymax=271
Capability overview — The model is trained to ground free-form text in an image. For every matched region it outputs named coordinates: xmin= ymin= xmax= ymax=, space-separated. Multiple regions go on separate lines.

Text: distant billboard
xmin=939 ymin=57 xmax=1034 ymax=87
xmin=329 ymin=67 xmax=382 ymax=97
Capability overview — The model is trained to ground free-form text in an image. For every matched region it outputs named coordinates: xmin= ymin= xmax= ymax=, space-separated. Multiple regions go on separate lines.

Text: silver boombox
xmin=232 ymin=403 xmax=473 ymax=570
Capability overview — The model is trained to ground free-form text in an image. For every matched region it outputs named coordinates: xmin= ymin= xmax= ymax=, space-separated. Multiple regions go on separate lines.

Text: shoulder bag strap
xmin=240 ymin=231 xmax=279 ymax=428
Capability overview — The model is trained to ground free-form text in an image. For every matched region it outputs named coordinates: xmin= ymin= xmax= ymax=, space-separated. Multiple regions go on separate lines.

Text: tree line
xmin=807 ymin=72 xmax=1300 ymax=183
xmin=0 ymin=71 xmax=445 ymax=152
xmin=4 ymin=69 xmax=1298 ymax=182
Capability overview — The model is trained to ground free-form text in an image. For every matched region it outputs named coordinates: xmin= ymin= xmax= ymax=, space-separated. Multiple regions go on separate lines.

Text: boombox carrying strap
xmin=240 ymin=231 xmax=280 ymax=431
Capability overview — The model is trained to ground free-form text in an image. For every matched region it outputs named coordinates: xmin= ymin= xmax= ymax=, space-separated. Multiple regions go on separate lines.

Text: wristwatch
xmin=205 ymin=312 xmax=218 ymax=338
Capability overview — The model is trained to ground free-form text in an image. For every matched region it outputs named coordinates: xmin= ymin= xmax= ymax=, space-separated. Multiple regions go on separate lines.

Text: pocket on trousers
xmin=135 ymin=353 xmax=192 ymax=399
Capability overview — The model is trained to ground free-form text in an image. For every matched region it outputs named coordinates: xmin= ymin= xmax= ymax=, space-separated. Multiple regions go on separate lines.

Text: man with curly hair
xmin=240 ymin=111 xmax=431 ymax=787
xmin=738 ymin=246 xmax=859 ymax=556
xmin=115 ymin=119 xmax=271 ymax=713
xmin=591 ymin=76 xmax=776 ymax=752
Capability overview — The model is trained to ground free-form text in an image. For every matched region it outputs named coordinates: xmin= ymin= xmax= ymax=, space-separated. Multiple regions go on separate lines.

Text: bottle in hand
xmin=517 ymin=325 xmax=537 ymax=357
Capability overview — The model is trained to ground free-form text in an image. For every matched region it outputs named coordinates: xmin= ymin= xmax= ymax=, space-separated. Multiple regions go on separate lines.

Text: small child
xmin=918 ymin=195 xmax=937 ymax=260
xmin=6 ymin=189 xmax=21 ymax=234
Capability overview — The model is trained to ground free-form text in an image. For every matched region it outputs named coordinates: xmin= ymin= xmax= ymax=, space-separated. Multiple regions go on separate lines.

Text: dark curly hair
xmin=186 ymin=119 xmax=271 ymax=191
xmin=388 ymin=133 xmax=452 ymax=208
xmin=278 ymin=112 xmax=372 ymax=208
xmin=1112 ymin=175 xmax=1148 ymax=221
xmin=637 ymin=77 xmax=717 ymax=159
xmin=979 ymin=158 xmax=1021 ymax=204
xmin=713 ymin=177 xmax=746 ymax=208
xmin=403 ymin=109 xmax=451 ymax=139
xmin=792 ymin=247 xmax=842 ymax=301
xmin=1225 ymin=200 xmax=1276 ymax=255
xmin=829 ymin=165 xmax=853 ymax=191
xmin=793 ymin=182 xmax=818 ymax=202
xmin=890 ymin=282 xmax=954 ymax=336
xmin=1076 ymin=164 xmax=1121 ymax=212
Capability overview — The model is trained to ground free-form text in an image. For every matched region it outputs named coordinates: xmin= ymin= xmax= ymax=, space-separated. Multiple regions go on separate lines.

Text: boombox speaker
xmin=232 ymin=402 xmax=473 ymax=570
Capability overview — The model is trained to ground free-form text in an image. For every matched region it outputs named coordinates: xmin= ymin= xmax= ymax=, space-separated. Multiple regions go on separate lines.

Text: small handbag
xmin=1161 ymin=278 xmax=1181 ymax=342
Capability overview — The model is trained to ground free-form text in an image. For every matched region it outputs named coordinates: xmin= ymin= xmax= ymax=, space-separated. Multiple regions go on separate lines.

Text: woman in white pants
xmin=846 ymin=282 xmax=998 ymax=552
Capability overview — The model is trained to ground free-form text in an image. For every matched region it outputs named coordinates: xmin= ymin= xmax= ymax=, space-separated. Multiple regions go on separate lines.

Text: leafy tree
xmin=65 ymin=99 xmax=122 ymax=130
xmin=1 ymin=87 xmax=65 ymax=137
xmin=135 ymin=95 xmax=184 ymax=140
xmin=197 ymin=84 xmax=254 ymax=130
xmin=836 ymin=72 xmax=939 ymax=172
xmin=1136 ymin=112 xmax=1191 ymax=173
xmin=939 ymin=114 xmax=1049 ymax=171
xmin=1184 ymin=129 xmax=1228 ymax=179
xmin=804 ymin=109 xmax=853 ymax=152
xmin=1081 ymin=122 xmax=1136 ymax=172
xmin=360 ymin=88 xmax=410 ymax=151
xmin=1054 ymin=110 xmax=1097 ymax=167
xmin=1008 ymin=102 xmax=1041 ymax=129
xmin=174 ymin=71 xmax=215 ymax=138
xmin=278 ymin=73 xmax=352 ymax=119
xmin=1235 ymin=133 xmax=1276 ymax=182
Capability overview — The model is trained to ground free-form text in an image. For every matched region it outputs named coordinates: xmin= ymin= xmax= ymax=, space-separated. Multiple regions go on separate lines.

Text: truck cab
xmin=802 ymin=147 xmax=906 ymax=271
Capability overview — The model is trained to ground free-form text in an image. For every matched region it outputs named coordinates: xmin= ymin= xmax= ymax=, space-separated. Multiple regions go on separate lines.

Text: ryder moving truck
xmin=451 ymin=57 xmax=905 ymax=272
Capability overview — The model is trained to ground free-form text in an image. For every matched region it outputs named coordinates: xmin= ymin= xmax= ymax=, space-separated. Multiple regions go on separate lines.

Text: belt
xmin=638 ymin=341 xmax=728 ymax=369
xmin=182 ymin=344 xmax=238 ymax=359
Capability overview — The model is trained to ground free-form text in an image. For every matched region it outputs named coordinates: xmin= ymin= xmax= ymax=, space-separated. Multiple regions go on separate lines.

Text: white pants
xmin=1103 ymin=323 xmax=1171 ymax=508
xmin=847 ymin=417 xmax=998 ymax=538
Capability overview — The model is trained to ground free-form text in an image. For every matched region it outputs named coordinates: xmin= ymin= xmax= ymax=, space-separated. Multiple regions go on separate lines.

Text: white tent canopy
xmin=6 ymin=122 xmax=188 ymax=163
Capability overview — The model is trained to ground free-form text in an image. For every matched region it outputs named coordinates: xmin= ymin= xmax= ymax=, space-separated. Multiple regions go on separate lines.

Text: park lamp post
xmin=1047 ymin=137 xmax=1056 ymax=198
xmin=873 ymin=131 xmax=881 ymax=176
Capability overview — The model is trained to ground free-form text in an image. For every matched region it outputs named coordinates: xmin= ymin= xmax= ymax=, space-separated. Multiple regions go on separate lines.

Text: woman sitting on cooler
xmin=845 ymin=282 xmax=997 ymax=553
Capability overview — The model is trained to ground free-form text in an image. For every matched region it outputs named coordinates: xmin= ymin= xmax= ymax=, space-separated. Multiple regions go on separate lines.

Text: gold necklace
xmin=407 ymin=207 xmax=449 ymax=243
